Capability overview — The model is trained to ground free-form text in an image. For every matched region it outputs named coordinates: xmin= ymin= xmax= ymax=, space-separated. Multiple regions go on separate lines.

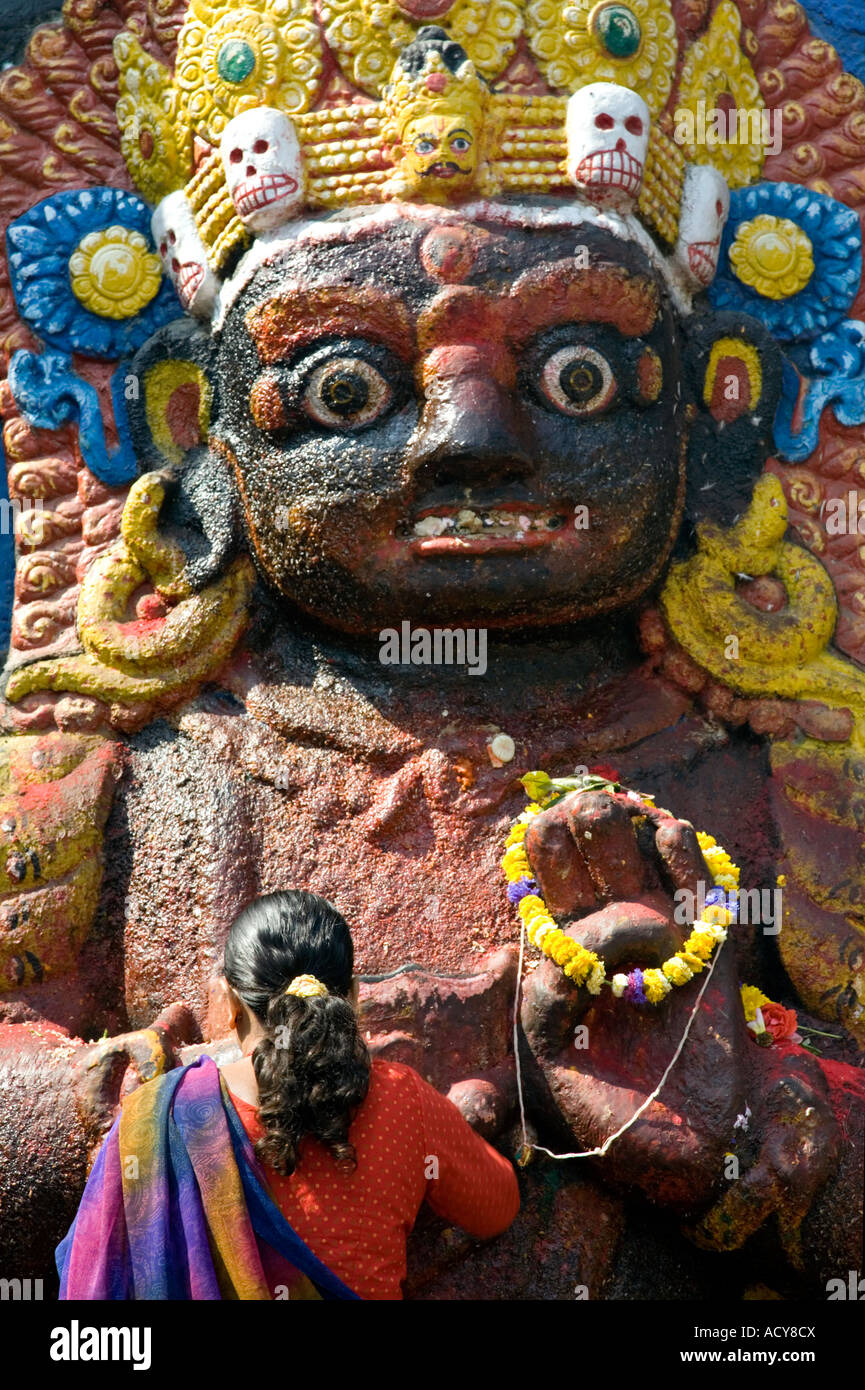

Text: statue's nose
xmin=409 ymin=344 xmax=532 ymax=486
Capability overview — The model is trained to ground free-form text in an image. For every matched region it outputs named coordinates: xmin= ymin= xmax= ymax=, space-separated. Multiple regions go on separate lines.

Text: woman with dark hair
xmin=57 ymin=889 xmax=519 ymax=1300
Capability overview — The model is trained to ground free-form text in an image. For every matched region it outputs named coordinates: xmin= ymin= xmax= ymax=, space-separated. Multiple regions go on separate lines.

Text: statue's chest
xmin=160 ymin=714 xmax=539 ymax=976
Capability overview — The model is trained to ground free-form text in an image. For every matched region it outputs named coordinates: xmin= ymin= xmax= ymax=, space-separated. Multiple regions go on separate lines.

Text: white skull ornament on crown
xmin=674 ymin=164 xmax=731 ymax=290
xmin=566 ymin=83 xmax=650 ymax=212
xmin=151 ymin=191 xmax=219 ymax=317
xmin=220 ymin=108 xmax=305 ymax=234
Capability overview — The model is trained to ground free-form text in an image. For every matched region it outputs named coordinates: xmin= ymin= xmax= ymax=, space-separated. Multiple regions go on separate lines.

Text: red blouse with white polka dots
xmin=229 ymin=1058 xmax=520 ymax=1300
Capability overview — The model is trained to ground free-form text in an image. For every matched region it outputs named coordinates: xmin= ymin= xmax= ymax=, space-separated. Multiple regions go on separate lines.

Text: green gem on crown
xmin=592 ymin=4 xmax=642 ymax=59
xmin=217 ymin=38 xmax=257 ymax=85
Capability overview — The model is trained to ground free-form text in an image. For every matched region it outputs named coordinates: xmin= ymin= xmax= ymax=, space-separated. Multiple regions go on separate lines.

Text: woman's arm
xmin=409 ymin=1069 xmax=520 ymax=1239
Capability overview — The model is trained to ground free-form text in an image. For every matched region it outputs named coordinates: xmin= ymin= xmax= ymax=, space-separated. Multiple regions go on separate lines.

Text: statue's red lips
xmin=409 ymin=531 xmax=555 ymax=555
xmin=401 ymin=502 xmax=579 ymax=555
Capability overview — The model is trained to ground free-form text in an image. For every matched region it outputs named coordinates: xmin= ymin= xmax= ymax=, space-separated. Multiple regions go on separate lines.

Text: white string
xmin=512 ymin=914 xmax=726 ymax=1163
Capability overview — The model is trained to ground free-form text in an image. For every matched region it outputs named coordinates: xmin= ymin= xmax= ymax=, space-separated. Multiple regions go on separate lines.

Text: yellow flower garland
xmin=502 ymin=786 xmax=738 ymax=1004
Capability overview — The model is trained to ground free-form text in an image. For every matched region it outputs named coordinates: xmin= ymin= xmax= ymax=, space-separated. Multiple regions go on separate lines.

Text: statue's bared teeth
xmin=411 ymin=510 xmax=560 ymax=538
xmin=412 ymin=515 xmax=450 ymax=537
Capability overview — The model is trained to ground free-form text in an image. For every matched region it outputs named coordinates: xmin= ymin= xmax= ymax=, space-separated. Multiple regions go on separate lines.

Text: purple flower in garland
xmin=624 ymin=969 xmax=647 ymax=1006
xmin=507 ymin=877 xmax=538 ymax=904
xmin=704 ymin=885 xmax=738 ymax=921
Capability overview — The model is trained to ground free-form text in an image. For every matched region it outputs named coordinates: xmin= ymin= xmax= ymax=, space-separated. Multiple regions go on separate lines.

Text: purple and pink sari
xmin=56 ymin=1055 xmax=359 ymax=1300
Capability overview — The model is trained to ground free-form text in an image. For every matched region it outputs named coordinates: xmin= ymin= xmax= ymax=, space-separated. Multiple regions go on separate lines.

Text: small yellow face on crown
xmin=381 ymin=42 xmax=489 ymax=204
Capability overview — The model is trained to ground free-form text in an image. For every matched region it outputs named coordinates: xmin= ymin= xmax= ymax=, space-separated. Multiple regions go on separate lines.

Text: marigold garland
xmin=502 ymin=772 xmax=738 ymax=1004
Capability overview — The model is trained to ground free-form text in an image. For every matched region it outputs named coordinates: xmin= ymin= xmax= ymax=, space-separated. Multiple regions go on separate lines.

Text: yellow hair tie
xmin=285 ymin=974 xmax=328 ymax=999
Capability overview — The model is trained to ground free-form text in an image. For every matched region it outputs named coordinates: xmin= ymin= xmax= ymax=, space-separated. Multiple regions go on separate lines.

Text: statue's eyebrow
xmin=508 ymin=261 xmax=660 ymax=341
xmin=246 ymin=287 xmax=415 ymax=364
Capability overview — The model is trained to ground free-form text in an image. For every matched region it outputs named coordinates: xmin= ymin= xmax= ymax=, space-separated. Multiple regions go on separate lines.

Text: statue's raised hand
xmin=519 ymin=786 xmax=750 ymax=1208
xmin=518 ymin=782 xmax=854 ymax=1271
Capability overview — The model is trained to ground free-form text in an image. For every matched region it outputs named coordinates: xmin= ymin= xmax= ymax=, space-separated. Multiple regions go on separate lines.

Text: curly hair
xmin=223 ymin=889 xmax=371 ymax=1177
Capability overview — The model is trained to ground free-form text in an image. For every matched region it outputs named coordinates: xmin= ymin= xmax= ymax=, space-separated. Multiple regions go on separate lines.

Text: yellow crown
xmin=113 ymin=0 xmax=767 ymax=272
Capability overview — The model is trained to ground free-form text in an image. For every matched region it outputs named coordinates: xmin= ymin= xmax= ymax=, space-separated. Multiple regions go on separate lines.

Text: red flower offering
xmin=760 ymin=1001 xmax=799 ymax=1044
xmin=589 ymin=763 xmax=620 ymax=782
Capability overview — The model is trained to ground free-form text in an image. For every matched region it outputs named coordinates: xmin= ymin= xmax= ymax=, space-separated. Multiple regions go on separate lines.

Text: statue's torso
xmin=106 ymin=638 xmax=776 ymax=1032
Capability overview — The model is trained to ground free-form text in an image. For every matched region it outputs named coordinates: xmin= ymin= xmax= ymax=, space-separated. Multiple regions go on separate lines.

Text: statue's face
xmin=400 ymin=114 xmax=476 ymax=200
xmin=215 ymin=214 xmax=687 ymax=634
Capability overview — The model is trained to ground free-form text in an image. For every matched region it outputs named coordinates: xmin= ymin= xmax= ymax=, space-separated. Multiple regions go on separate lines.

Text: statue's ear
xmin=127 ymin=319 xmax=218 ymax=469
xmin=680 ymin=309 xmax=783 ymax=535
xmin=127 ymin=320 xmax=242 ymax=590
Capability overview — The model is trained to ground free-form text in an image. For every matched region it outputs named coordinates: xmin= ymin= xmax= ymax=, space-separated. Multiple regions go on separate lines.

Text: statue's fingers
xmin=564 ymin=790 xmax=647 ymax=900
xmin=524 ymin=802 xmax=598 ymax=919
xmin=653 ymin=817 xmax=709 ymax=903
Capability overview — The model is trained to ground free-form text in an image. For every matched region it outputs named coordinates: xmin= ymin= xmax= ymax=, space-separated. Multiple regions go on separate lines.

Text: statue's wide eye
xmin=302 ymin=356 xmax=392 ymax=429
xmin=538 ymin=345 xmax=616 ymax=416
